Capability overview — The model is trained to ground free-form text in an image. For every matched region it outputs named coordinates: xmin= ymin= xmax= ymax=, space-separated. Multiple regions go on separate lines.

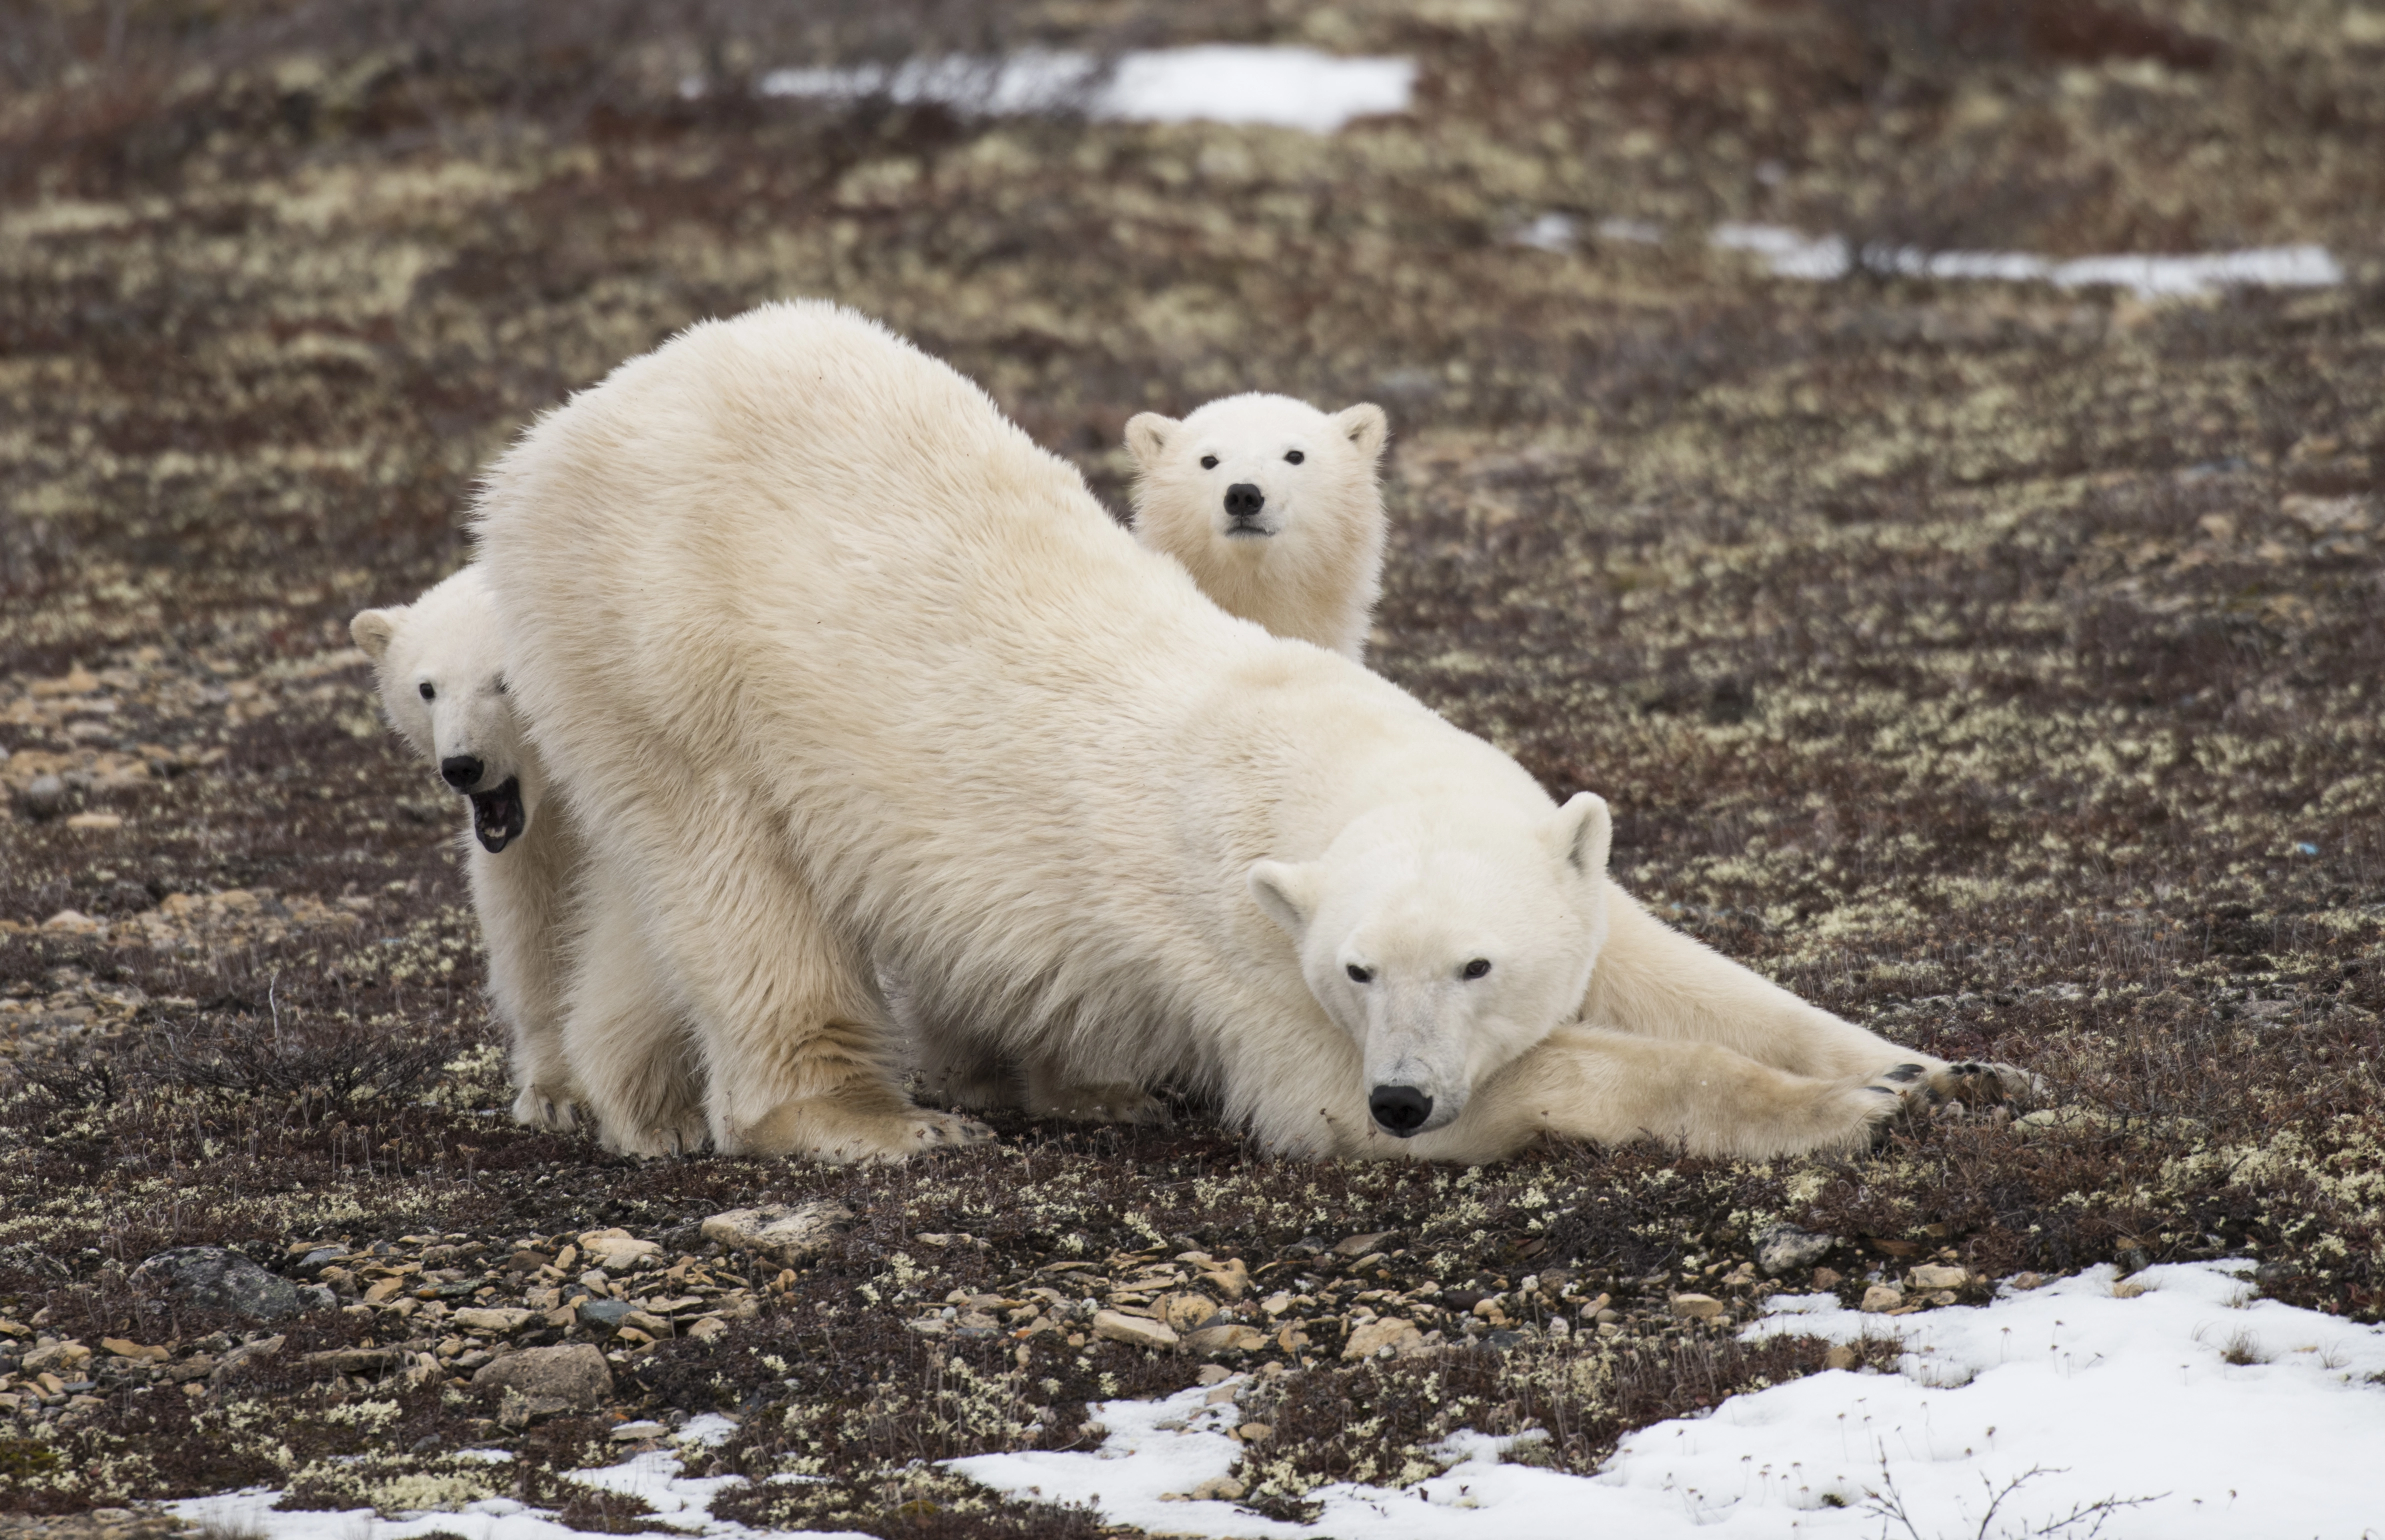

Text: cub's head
xmin=349 ymin=566 xmax=532 ymax=853
xmin=1124 ymin=393 xmax=1388 ymax=559
xmin=1249 ymin=793 xmax=1610 ymax=1141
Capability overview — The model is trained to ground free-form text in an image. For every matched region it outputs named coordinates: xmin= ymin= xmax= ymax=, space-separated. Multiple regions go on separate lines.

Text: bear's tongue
xmin=470 ymin=778 xmax=526 ymax=853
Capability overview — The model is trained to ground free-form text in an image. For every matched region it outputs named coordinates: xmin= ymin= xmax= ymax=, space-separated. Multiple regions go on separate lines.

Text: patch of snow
xmin=758 ymin=46 xmax=1414 ymax=134
xmin=162 ymin=1442 xmax=860 ymax=1540
xmin=1511 ymin=213 xmax=1576 ymax=252
xmin=1712 ymin=222 xmax=1852 ymax=281
xmin=951 ymin=1262 xmax=2385 ymax=1539
xmin=1596 ymin=216 xmax=1664 ymax=244
xmin=1510 ymin=213 xmax=1666 ymax=253
xmin=678 ymin=1412 xmax=744 ymax=1448
xmin=1712 ymin=223 xmax=2344 ymax=298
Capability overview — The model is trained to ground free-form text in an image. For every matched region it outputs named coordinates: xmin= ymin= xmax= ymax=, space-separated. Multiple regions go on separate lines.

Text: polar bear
xmin=474 ymin=301 xmax=2004 ymax=1166
xmin=1126 ymin=394 xmax=1388 ymax=661
xmin=350 ymin=568 xmax=630 ymax=1135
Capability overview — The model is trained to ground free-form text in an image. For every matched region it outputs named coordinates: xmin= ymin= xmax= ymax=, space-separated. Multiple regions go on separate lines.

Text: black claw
xmin=1882 ymin=1063 xmax=1926 ymax=1084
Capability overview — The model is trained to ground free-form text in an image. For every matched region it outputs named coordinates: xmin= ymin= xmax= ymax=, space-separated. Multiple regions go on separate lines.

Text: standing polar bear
xmin=349 ymin=567 xmax=590 ymax=1132
xmin=476 ymin=300 xmax=2007 ymax=1166
xmin=1126 ymin=393 xmax=1389 ymax=661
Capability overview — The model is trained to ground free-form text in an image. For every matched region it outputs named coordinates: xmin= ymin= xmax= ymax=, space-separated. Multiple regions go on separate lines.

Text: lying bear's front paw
xmin=1924 ymin=1059 xmax=2045 ymax=1116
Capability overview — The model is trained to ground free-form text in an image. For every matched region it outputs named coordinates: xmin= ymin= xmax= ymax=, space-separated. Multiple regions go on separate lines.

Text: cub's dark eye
xmin=1284 ymin=449 xmax=1305 ymax=464
xmin=1200 ymin=455 xmax=1218 ymax=469
xmin=492 ymin=676 xmax=508 ymax=695
xmin=418 ymin=682 xmax=436 ymax=701
xmin=1462 ymin=958 xmax=1492 ymax=980
xmin=1346 ymin=964 xmax=1374 ymax=984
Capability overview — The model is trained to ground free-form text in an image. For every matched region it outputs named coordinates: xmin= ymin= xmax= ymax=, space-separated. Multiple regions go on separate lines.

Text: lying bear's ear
xmin=1336 ymin=403 xmax=1388 ymax=461
xmin=1124 ymin=412 xmax=1179 ymax=470
xmin=350 ymin=608 xmax=399 ymax=662
xmin=1248 ymin=860 xmax=1320 ymax=938
xmin=1546 ymin=792 xmax=1612 ymax=880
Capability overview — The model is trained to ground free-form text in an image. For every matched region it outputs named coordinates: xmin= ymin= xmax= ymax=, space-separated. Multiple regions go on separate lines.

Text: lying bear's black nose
xmin=440 ymin=755 xmax=484 ymax=790
xmin=1224 ymin=483 xmax=1266 ymax=520
xmin=1369 ymin=1084 xmax=1432 ymax=1137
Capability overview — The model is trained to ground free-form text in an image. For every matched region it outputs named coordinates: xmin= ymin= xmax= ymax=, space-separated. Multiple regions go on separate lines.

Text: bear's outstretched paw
xmin=1850 ymin=1062 xmax=1932 ymax=1150
xmin=1030 ymin=1081 xmax=1172 ymax=1126
xmin=512 ymin=1083 xmax=580 ymax=1132
xmin=1923 ymin=1060 xmax=2044 ymax=1114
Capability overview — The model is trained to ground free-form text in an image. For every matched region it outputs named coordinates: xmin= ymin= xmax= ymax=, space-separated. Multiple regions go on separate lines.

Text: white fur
xmin=350 ymin=567 xmax=584 ymax=1132
xmin=1126 ymin=393 xmax=1388 ymax=661
xmin=474 ymin=301 xmax=1974 ymax=1166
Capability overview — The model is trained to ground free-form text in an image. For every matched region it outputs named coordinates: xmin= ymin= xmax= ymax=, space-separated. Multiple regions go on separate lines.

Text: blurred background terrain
xmin=0 ymin=0 xmax=2380 ymax=1529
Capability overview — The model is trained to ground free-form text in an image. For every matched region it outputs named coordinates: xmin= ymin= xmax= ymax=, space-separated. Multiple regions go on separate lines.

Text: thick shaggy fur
xmin=350 ymin=567 xmax=584 ymax=1130
xmin=474 ymin=302 xmax=1982 ymax=1165
xmin=1126 ymin=393 xmax=1388 ymax=661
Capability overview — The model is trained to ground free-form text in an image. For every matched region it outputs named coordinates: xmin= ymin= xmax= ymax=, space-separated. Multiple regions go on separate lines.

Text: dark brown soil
xmin=2 ymin=0 xmax=2379 ymax=1531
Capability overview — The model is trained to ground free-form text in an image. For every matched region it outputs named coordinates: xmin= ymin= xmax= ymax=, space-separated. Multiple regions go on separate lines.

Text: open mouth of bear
xmin=470 ymin=778 xmax=526 ymax=853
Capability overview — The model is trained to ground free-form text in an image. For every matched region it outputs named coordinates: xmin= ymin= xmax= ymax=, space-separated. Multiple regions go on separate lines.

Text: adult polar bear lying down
xmin=478 ymin=301 xmax=2002 ymax=1165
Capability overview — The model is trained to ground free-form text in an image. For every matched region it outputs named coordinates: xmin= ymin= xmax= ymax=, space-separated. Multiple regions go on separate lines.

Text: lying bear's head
xmin=1249 ymin=792 xmax=1611 ymax=1139
xmin=1124 ymin=392 xmax=1386 ymax=554
xmin=350 ymin=565 xmax=534 ymax=853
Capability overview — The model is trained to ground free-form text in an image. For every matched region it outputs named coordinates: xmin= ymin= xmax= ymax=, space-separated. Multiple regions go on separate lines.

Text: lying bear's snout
xmin=1224 ymin=482 xmax=1266 ymax=526
xmin=440 ymin=754 xmax=484 ymax=790
xmin=1368 ymin=1083 xmax=1433 ymax=1137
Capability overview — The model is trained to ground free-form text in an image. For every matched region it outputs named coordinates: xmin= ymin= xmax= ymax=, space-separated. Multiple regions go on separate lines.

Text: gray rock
xmin=296 ymin=1284 xmax=338 ymax=1312
xmin=578 ymin=1297 xmax=632 ymax=1330
xmin=21 ymin=774 xmax=66 ymax=820
xmin=472 ymin=1342 xmax=612 ymax=1412
xmin=700 ymin=1200 xmax=854 ymax=1265
xmin=1756 ymin=1223 xmax=1834 ymax=1277
xmin=132 ymin=1247 xmax=301 ymax=1320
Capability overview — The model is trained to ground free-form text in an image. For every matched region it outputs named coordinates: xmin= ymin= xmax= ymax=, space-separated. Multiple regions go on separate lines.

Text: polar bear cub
xmin=350 ymin=567 xmax=594 ymax=1133
xmin=1126 ymin=394 xmax=1389 ymax=661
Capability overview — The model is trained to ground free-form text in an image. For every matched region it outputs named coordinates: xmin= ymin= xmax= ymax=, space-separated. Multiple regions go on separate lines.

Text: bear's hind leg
xmin=659 ymin=830 xmax=992 ymax=1164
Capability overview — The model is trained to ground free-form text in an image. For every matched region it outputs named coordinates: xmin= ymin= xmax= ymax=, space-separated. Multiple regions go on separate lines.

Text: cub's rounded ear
xmin=1335 ymin=403 xmax=1389 ymax=461
xmin=350 ymin=608 xmax=399 ymax=662
xmin=1124 ymin=412 xmax=1180 ymax=470
xmin=1546 ymin=791 xmax=1612 ymax=879
xmin=1248 ymin=859 xmax=1320 ymax=938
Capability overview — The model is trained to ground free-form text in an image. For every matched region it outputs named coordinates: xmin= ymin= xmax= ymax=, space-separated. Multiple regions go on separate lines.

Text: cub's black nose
xmin=1369 ymin=1084 xmax=1433 ymax=1137
xmin=440 ymin=755 xmax=484 ymax=790
xmin=1224 ymin=483 xmax=1266 ymax=520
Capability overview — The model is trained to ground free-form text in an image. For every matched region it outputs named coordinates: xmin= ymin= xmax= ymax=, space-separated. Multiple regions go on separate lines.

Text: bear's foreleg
xmin=1583 ymin=881 xmax=2037 ymax=1107
xmin=1404 ymin=1024 xmax=1920 ymax=1163
xmin=560 ymin=869 xmax=708 ymax=1156
xmin=470 ymin=804 xmax=586 ymax=1131
xmin=646 ymin=827 xmax=994 ymax=1164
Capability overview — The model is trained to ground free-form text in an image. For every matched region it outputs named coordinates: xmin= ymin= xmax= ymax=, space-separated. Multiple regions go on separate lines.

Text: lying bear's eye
xmin=1346 ymin=963 xmax=1374 ymax=984
xmin=1200 ymin=455 xmax=1218 ymax=469
xmin=492 ymin=676 xmax=508 ymax=695
xmin=1284 ymin=449 xmax=1304 ymax=464
xmin=418 ymin=682 xmax=436 ymax=701
xmin=1462 ymin=958 xmax=1492 ymax=980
